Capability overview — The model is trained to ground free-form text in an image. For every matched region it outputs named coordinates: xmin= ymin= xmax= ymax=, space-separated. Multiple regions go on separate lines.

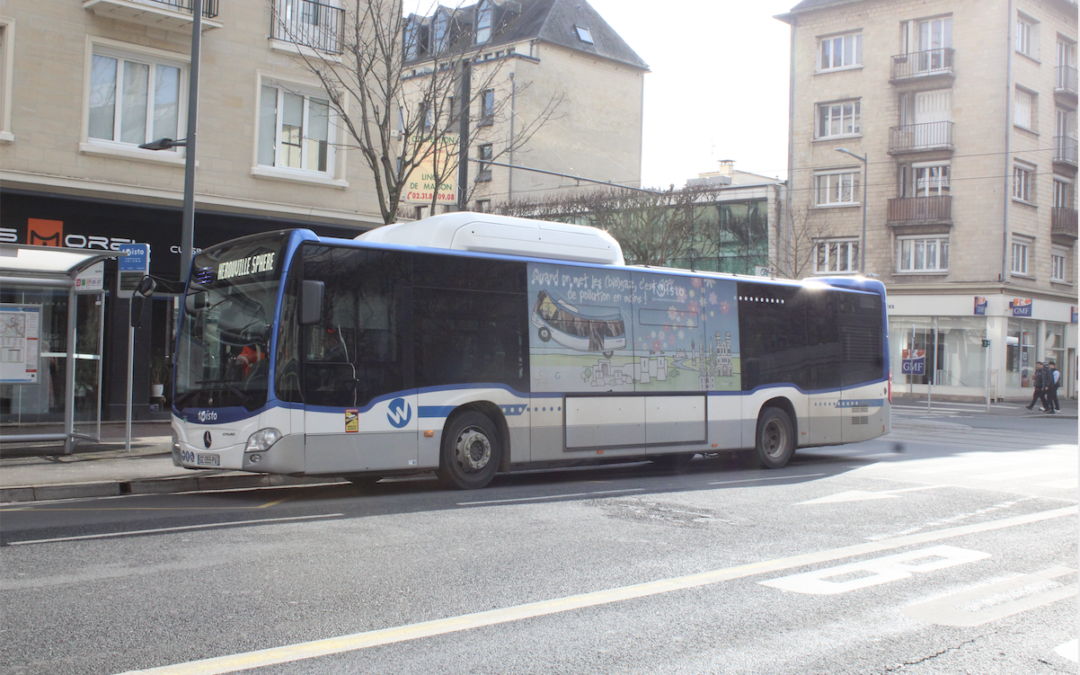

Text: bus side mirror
xmin=300 ymin=280 xmax=324 ymax=325
xmin=130 ymin=275 xmax=157 ymax=328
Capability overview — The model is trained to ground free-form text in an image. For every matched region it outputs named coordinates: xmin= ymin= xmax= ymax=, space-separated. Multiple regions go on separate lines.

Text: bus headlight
xmin=245 ymin=428 xmax=282 ymax=453
xmin=171 ymin=430 xmax=182 ymax=466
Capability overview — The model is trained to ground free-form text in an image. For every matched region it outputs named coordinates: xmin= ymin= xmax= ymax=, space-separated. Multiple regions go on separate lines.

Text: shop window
xmin=1006 ymin=318 xmax=1037 ymax=389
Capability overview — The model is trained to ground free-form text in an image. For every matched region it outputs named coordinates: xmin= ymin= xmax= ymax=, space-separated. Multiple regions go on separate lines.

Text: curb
xmin=0 ymin=472 xmax=347 ymax=504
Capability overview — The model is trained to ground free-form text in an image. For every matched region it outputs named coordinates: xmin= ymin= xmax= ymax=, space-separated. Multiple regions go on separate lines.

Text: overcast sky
xmin=585 ymin=0 xmax=795 ymax=189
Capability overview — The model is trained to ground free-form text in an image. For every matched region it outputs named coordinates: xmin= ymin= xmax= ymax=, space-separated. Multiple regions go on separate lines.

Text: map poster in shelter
xmin=527 ymin=263 xmax=740 ymax=393
xmin=0 ymin=304 xmax=41 ymax=384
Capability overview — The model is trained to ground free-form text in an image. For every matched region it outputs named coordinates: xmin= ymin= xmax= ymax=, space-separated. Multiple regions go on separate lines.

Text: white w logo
xmin=386 ymin=398 xmax=411 ymax=428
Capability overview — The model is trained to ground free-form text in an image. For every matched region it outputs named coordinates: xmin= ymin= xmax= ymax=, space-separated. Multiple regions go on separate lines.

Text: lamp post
xmin=140 ymin=0 xmax=202 ymax=285
xmin=835 ymin=147 xmax=868 ymax=274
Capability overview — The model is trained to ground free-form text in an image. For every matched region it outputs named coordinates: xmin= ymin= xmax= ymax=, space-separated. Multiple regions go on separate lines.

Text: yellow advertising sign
xmin=403 ymin=134 xmax=459 ymax=205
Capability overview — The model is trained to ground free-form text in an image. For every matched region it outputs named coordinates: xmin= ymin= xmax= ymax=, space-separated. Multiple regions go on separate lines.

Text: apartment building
xmin=0 ymin=0 xmax=388 ymax=422
xmin=778 ymin=0 xmax=1078 ymax=400
xmin=402 ymin=0 xmax=648 ymax=215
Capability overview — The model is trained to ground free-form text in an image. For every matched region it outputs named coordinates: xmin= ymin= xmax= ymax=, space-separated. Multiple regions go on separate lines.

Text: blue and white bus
xmin=171 ymin=213 xmax=890 ymax=489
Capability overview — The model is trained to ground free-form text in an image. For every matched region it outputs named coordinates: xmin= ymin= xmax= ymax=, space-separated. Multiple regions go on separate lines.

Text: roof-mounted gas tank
xmin=355 ymin=212 xmax=625 ymax=265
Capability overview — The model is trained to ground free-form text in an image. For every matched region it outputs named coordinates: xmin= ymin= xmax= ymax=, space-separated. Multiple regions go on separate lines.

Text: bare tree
xmin=268 ymin=0 xmax=563 ymax=224
xmin=772 ymin=204 xmax=845 ymax=279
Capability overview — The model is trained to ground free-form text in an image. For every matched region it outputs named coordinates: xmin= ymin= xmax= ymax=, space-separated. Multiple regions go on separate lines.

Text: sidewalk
xmin=0 ymin=421 xmax=336 ymax=503
xmin=2 ymin=398 xmax=1075 ymax=504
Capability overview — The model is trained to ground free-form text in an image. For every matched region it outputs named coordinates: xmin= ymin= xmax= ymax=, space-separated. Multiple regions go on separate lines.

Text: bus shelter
xmin=0 ymin=244 xmax=121 ymax=453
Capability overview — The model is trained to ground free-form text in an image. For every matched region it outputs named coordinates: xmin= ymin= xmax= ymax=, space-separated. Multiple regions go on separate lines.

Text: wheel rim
xmin=761 ymin=420 xmax=787 ymax=459
xmin=454 ymin=427 xmax=492 ymax=472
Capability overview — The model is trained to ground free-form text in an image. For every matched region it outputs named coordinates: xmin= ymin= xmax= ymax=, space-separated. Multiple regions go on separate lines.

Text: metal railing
xmin=143 ymin=0 xmax=220 ymax=18
xmin=1052 ymin=207 xmax=1079 ymax=238
xmin=1056 ymin=65 xmax=1078 ymax=95
xmin=271 ymin=0 xmax=345 ymax=54
xmin=891 ymin=48 xmax=955 ymax=80
xmin=887 ymin=195 xmax=952 ymax=224
xmin=1054 ymin=136 xmax=1078 ymax=165
xmin=889 ymin=121 xmax=954 ymax=153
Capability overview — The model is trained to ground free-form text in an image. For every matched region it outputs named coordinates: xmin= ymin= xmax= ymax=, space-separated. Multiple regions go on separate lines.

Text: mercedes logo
xmin=203 ymin=431 xmax=212 ymax=449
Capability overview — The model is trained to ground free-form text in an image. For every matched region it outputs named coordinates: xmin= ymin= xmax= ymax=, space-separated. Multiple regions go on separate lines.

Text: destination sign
xmin=218 ymin=252 xmax=276 ymax=281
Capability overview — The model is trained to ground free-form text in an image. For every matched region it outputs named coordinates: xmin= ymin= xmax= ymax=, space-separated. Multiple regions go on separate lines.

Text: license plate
xmin=196 ymin=453 xmax=220 ymax=467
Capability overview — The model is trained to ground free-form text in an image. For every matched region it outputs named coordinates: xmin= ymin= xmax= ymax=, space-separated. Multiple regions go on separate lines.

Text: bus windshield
xmin=174 ymin=233 xmax=291 ymax=411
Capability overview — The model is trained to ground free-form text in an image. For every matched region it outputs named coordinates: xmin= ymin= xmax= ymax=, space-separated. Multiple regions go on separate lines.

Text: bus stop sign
xmin=117 ymin=244 xmax=150 ymax=299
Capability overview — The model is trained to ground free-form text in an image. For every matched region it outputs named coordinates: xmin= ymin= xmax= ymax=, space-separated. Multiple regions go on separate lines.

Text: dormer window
xmin=476 ymin=1 xmax=492 ymax=44
xmin=575 ymin=25 xmax=593 ymax=44
xmin=404 ymin=16 xmax=419 ymax=60
xmin=433 ymin=10 xmax=449 ymax=55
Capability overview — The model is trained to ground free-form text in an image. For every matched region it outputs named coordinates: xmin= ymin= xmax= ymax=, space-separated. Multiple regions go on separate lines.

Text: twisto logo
xmin=387 ymin=398 xmax=411 ymax=428
xmin=197 ymin=410 xmax=218 ymax=422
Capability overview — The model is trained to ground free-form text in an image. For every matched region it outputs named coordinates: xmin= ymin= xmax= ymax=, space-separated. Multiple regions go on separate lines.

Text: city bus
xmin=171 ymin=213 xmax=890 ymax=489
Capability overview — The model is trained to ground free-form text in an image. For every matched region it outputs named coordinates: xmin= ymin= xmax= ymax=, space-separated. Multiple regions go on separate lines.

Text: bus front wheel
xmin=755 ymin=407 xmax=794 ymax=469
xmin=437 ymin=411 xmax=502 ymax=489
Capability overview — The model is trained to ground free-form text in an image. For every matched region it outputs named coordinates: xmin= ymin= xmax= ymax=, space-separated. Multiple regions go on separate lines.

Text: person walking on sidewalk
xmin=1046 ymin=360 xmax=1061 ymax=413
xmin=1026 ymin=362 xmax=1048 ymax=411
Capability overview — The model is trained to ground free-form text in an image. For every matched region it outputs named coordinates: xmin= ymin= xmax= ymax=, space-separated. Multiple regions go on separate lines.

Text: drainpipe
xmin=508 ymin=71 xmax=515 ymax=201
xmin=1002 ymin=1 xmax=1014 ymax=284
xmin=785 ymin=15 xmax=797 ymax=277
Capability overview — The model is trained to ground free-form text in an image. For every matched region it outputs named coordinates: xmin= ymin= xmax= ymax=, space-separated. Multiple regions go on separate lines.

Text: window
xmin=404 ymin=17 xmax=420 ymax=59
xmin=898 ymin=236 xmax=949 ymax=272
xmin=1012 ymin=237 xmax=1031 ymax=276
xmin=476 ymin=199 xmax=491 ymax=213
xmin=480 ymin=89 xmax=494 ymax=126
xmin=475 ymin=1 xmax=492 ymax=44
xmin=1054 ymin=176 xmax=1071 ymax=208
xmin=816 ymin=100 xmax=861 ymax=138
xmin=88 ymin=48 xmax=183 ymax=149
xmin=1016 ymin=15 xmax=1036 ymax=58
xmin=1013 ymin=162 xmax=1034 ymax=203
xmin=814 ymin=169 xmax=860 ymax=206
xmin=421 ymin=99 xmax=432 ymax=131
xmin=814 ymin=239 xmax=859 ymax=273
xmin=1052 ymin=247 xmax=1067 ymax=282
xmin=1014 ymin=87 xmax=1036 ymax=131
xmin=575 ymin=26 xmax=594 ymax=44
xmin=0 ymin=21 xmax=12 ymax=143
xmin=433 ymin=10 xmax=449 ymax=55
xmin=477 ymin=143 xmax=492 ymax=181
xmin=911 ymin=163 xmax=950 ymax=197
xmin=819 ymin=32 xmax=862 ymax=71
xmin=258 ymin=82 xmax=332 ymax=173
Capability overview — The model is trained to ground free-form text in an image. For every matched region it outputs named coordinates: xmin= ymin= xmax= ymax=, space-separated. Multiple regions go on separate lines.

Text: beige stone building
xmin=777 ymin=0 xmax=1078 ymax=401
xmin=0 ymin=0 xmax=389 ymax=421
xmin=402 ymin=0 xmax=648 ymax=216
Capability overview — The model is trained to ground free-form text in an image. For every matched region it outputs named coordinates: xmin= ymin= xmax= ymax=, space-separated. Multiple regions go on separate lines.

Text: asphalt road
xmin=1 ymin=413 xmax=1076 ymax=675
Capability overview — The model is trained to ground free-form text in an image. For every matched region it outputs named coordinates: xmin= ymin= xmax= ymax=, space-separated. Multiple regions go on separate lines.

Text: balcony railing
xmin=887 ymin=195 xmax=952 ymax=224
xmin=1054 ymin=136 xmax=1078 ymax=166
xmin=271 ymin=0 xmax=345 ymax=54
xmin=891 ymin=48 xmax=955 ymax=81
xmin=889 ymin=121 xmax=954 ymax=154
xmin=1056 ymin=65 xmax=1078 ymax=96
xmin=1052 ymin=208 xmax=1079 ymax=238
xmin=144 ymin=0 xmax=219 ymax=16
xmin=82 ymin=0 xmax=221 ymax=28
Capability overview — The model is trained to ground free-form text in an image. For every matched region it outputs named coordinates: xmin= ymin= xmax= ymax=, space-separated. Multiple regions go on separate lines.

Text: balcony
xmin=82 ymin=0 xmax=221 ymax=31
xmin=889 ymin=121 xmax=954 ymax=154
xmin=1056 ymin=65 xmax=1078 ymax=103
xmin=887 ymin=195 xmax=952 ymax=226
xmin=1054 ymin=136 xmax=1078 ymax=169
xmin=271 ymin=0 xmax=345 ymax=55
xmin=891 ymin=48 xmax=955 ymax=83
xmin=1052 ymin=207 xmax=1079 ymax=241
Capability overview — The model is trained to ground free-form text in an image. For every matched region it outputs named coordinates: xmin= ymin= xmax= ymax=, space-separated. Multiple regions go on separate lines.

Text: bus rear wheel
xmin=755 ymin=407 xmax=794 ymax=469
xmin=437 ymin=411 xmax=502 ymax=489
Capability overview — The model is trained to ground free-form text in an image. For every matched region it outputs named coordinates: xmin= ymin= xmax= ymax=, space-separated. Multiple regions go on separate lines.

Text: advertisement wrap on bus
xmin=171 ymin=213 xmax=890 ymax=489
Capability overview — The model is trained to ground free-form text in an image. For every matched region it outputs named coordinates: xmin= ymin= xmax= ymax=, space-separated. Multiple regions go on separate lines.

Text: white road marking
xmin=707 ymin=473 xmax=826 ymax=486
xmin=107 ymin=505 xmax=1076 ymax=675
xmin=1056 ymin=639 xmax=1078 ymax=662
xmin=760 ymin=546 xmax=990 ymax=595
xmin=797 ymin=485 xmax=946 ymax=505
xmin=902 ymin=567 xmax=1077 ymax=627
xmin=5 ymin=514 xmax=344 ymax=546
xmin=458 ymin=488 xmax=644 ymax=505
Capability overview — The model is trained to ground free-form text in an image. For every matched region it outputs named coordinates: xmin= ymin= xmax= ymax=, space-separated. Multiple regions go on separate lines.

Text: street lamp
xmin=835 ymin=147 xmax=868 ymax=274
xmin=138 ymin=0 xmax=203 ymax=285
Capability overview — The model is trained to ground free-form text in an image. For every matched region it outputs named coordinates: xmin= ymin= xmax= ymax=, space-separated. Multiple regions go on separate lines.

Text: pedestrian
xmin=1046 ymin=360 xmax=1061 ymax=413
xmin=1026 ymin=362 xmax=1047 ymax=410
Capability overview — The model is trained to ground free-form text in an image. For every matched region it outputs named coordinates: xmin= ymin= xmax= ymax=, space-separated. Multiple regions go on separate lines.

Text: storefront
xmin=887 ymin=293 xmax=1077 ymax=401
xmin=1 ymin=190 xmax=368 ymax=423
